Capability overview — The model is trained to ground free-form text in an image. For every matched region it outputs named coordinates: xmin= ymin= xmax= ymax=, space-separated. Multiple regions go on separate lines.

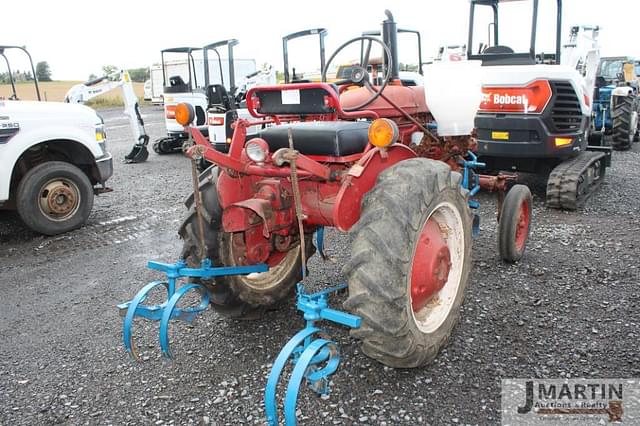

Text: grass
xmin=0 ymin=80 xmax=145 ymax=109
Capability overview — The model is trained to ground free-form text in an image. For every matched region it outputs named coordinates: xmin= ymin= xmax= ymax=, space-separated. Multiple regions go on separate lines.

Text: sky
xmin=3 ymin=0 xmax=640 ymax=81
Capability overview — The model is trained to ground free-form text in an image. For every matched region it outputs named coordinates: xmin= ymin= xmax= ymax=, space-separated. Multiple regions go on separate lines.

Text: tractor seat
xmin=258 ymin=121 xmax=370 ymax=157
xmin=483 ymin=45 xmax=515 ymax=54
xmin=206 ymin=84 xmax=232 ymax=110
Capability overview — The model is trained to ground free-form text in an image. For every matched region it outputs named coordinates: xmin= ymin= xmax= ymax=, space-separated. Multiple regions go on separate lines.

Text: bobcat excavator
xmin=471 ymin=0 xmax=610 ymax=210
xmin=65 ymin=70 xmax=149 ymax=163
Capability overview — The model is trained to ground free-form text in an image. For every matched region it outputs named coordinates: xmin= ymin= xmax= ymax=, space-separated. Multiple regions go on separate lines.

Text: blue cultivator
xmin=118 ymin=258 xmax=267 ymax=359
xmin=264 ymin=283 xmax=361 ymax=426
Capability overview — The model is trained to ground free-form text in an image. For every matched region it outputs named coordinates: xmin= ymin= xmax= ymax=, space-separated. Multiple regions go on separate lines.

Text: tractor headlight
xmin=368 ymin=118 xmax=399 ymax=148
xmin=245 ymin=139 xmax=269 ymax=164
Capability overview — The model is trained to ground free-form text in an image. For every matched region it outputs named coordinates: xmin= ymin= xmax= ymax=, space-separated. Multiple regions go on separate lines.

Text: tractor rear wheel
xmin=344 ymin=158 xmax=472 ymax=368
xmin=179 ymin=166 xmax=311 ymax=319
xmin=611 ymin=95 xmax=635 ymax=150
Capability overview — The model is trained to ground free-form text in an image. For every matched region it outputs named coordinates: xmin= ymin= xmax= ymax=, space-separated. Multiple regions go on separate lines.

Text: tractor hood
xmin=0 ymin=100 xmax=102 ymax=125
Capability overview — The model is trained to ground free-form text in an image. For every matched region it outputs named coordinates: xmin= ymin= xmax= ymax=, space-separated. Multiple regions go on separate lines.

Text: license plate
xmin=492 ymin=131 xmax=509 ymax=140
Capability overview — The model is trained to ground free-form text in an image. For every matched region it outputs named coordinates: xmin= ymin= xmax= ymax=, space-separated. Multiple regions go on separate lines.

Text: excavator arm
xmin=64 ymin=70 xmax=149 ymax=163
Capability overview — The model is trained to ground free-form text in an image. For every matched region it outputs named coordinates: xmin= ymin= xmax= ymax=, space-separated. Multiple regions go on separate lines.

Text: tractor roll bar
xmin=203 ymin=39 xmax=239 ymax=92
xmin=361 ymin=28 xmax=423 ymax=76
xmin=160 ymin=47 xmax=202 ymax=89
xmin=282 ymin=28 xmax=327 ymax=84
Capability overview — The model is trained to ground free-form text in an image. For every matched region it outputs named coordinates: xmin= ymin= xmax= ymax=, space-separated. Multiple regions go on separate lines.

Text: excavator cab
xmin=202 ymin=39 xmax=239 ymax=111
xmin=467 ymin=0 xmax=562 ymax=66
xmin=154 ymin=46 xmax=210 ymax=154
xmin=471 ymin=0 xmax=611 ymax=210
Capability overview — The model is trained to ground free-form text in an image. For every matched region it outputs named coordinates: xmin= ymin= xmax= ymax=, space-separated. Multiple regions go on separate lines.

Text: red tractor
xmin=177 ymin=11 xmax=532 ymax=368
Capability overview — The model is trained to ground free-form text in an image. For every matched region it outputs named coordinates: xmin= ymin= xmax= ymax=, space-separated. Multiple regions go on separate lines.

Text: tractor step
xmin=118 ymin=259 xmax=268 ymax=359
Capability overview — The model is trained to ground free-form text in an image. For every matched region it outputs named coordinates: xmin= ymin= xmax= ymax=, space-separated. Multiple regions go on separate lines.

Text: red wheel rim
xmin=410 ymin=218 xmax=452 ymax=312
xmin=514 ymin=200 xmax=530 ymax=251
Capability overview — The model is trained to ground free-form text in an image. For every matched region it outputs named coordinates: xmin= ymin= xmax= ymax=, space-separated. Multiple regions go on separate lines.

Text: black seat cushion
xmin=483 ymin=45 xmax=515 ymax=54
xmin=207 ymin=84 xmax=231 ymax=109
xmin=258 ymin=121 xmax=370 ymax=157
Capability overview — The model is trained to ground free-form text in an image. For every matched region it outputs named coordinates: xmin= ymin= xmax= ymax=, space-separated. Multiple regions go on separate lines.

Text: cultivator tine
xmin=159 ymin=283 xmax=210 ymax=359
xmin=284 ymin=339 xmax=339 ymax=425
xmin=118 ymin=280 xmax=170 ymax=360
xmin=265 ymin=327 xmax=321 ymax=424
xmin=119 ymin=259 xmax=268 ymax=360
xmin=264 ymin=284 xmax=361 ymax=425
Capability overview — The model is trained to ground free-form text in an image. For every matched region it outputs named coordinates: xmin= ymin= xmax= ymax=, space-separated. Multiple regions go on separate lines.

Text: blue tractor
xmin=592 ymin=57 xmax=640 ymax=150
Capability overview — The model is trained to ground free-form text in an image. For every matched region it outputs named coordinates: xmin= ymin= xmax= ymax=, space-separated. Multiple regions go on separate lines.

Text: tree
xmin=127 ymin=67 xmax=149 ymax=82
xmin=36 ymin=61 xmax=52 ymax=81
xmin=87 ymin=73 xmax=98 ymax=81
xmin=101 ymin=65 xmax=118 ymax=77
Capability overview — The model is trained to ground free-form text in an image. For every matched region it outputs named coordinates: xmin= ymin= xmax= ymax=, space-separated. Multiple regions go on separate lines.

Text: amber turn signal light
xmin=175 ymin=103 xmax=195 ymax=126
xmin=368 ymin=118 xmax=399 ymax=148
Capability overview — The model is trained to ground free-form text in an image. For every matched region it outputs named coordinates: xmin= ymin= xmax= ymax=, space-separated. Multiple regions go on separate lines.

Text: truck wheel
xmin=498 ymin=184 xmax=532 ymax=263
xmin=344 ymin=158 xmax=472 ymax=368
xmin=611 ymin=95 xmax=635 ymax=150
xmin=179 ymin=167 xmax=312 ymax=319
xmin=16 ymin=161 xmax=94 ymax=236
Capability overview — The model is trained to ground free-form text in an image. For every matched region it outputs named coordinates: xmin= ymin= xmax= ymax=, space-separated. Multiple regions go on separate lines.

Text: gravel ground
xmin=1 ymin=106 xmax=639 ymax=425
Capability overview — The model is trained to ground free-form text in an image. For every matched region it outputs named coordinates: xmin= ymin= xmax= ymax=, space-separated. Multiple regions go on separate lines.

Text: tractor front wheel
xmin=498 ymin=184 xmax=532 ymax=263
xmin=179 ymin=167 xmax=311 ymax=319
xmin=344 ymin=158 xmax=472 ymax=368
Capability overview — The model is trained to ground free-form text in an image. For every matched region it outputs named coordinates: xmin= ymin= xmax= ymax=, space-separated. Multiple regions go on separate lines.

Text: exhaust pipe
xmin=382 ymin=10 xmax=400 ymax=81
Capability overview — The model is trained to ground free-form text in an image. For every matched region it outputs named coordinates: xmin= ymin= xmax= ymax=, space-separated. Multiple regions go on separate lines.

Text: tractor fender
xmin=612 ymin=86 xmax=634 ymax=97
xmin=223 ymin=198 xmax=274 ymax=237
xmin=332 ymin=144 xmax=416 ymax=232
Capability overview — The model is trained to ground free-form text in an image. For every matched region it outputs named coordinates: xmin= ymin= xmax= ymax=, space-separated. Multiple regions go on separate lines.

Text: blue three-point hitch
xmin=264 ymin=283 xmax=361 ymax=426
xmin=118 ymin=258 xmax=267 ymax=359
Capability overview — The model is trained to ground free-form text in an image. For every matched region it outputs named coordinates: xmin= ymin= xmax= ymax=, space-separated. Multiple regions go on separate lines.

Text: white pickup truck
xmin=0 ymin=100 xmax=113 ymax=235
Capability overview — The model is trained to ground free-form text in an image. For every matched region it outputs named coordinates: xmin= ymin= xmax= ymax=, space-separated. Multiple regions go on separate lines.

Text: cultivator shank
xmin=118 ymin=259 xmax=267 ymax=359
xmin=265 ymin=283 xmax=361 ymax=425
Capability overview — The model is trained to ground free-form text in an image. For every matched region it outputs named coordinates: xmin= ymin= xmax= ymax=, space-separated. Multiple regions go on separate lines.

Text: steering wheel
xmin=321 ymin=36 xmax=393 ymax=112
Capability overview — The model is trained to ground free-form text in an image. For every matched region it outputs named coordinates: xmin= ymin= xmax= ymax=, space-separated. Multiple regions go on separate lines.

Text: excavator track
xmin=546 ymin=151 xmax=606 ymax=210
xmin=152 ymin=137 xmax=184 ymax=155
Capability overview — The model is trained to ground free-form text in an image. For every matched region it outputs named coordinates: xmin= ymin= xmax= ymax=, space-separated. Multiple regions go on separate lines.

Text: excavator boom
xmin=65 ymin=70 xmax=149 ymax=163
